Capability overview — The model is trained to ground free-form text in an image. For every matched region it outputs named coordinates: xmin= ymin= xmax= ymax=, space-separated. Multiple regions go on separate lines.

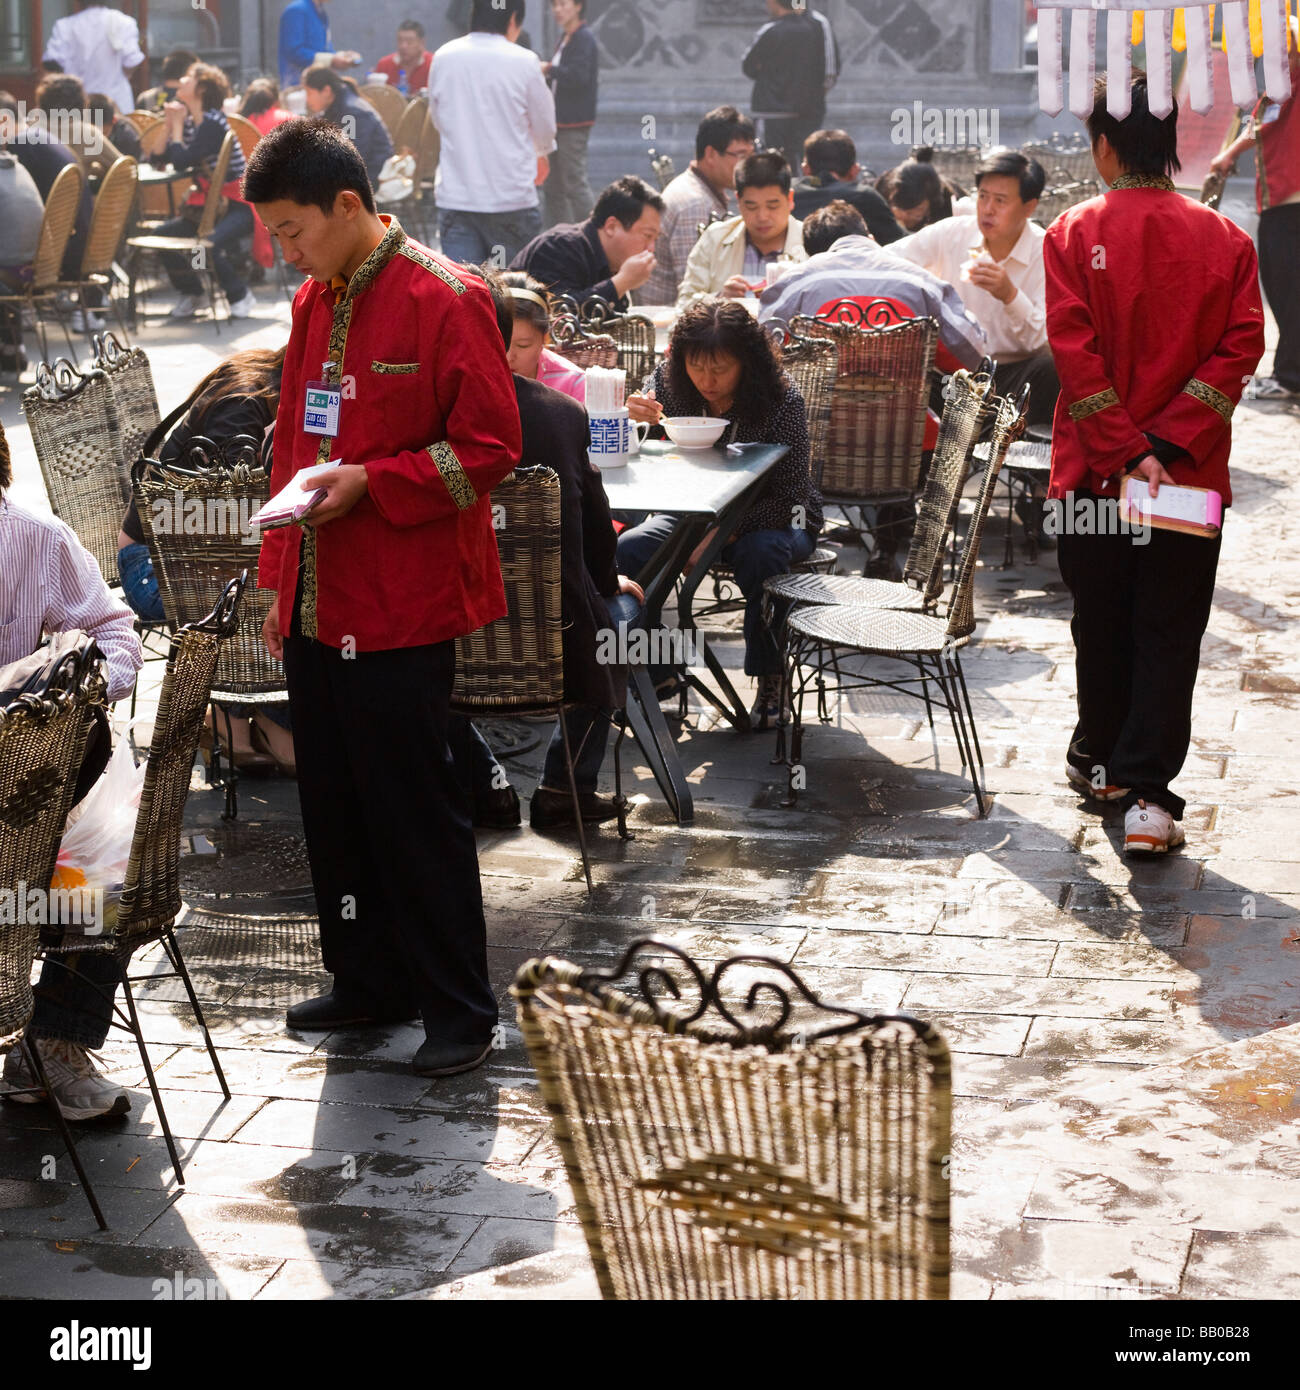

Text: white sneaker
xmin=1124 ymin=799 xmax=1185 ymax=855
xmin=1251 ymin=376 xmax=1299 ymax=400
xmin=0 ymin=1037 xmax=130 ymax=1120
xmin=1065 ymin=762 xmax=1130 ymax=802
xmin=227 ymin=290 xmax=257 ymax=319
xmin=169 ymin=293 xmax=202 ymax=319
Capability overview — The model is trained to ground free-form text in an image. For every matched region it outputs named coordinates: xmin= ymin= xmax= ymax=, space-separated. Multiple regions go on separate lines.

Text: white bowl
xmin=661 ymin=416 xmax=728 ymax=449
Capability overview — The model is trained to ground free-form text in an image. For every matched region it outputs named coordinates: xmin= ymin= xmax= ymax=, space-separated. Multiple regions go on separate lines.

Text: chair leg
xmin=557 ymin=711 xmax=594 ymax=895
xmin=160 ymin=928 xmax=230 ymax=1099
xmin=611 ymin=713 xmax=632 ymax=841
xmin=21 ymin=1035 xmax=108 ymax=1230
xmin=119 ymin=974 xmax=185 ymax=1185
xmin=953 ymin=653 xmax=984 ymax=769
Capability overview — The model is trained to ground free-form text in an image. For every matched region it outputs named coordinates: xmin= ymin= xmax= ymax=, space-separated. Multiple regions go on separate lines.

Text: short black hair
xmin=242 ymin=117 xmax=376 ymax=214
xmin=802 ymin=200 xmax=868 ymax=255
xmin=695 ymin=105 xmax=755 ymax=161
xmin=162 ymin=48 xmax=199 ymax=83
xmin=590 ymin=175 xmax=665 ymax=229
xmin=36 ymin=74 xmax=86 ymax=115
xmin=475 ymin=265 xmax=514 ymax=349
xmin=804 ymin=129 xmax=856 ymax=180
xmin=397 ymin=18 xmax=425 ymax=38
xmin=736 ymin=149 xmax=791 ymax=198
xmin=974 ymin=146 xmax=1046 ymax=203
xmin=471 ymin=0 xmax=526 ymax=35
xmin=1086 ymin=71 xmax=1181 ymax=178
xmin=499 ymin=269 xmax=551 ymax=335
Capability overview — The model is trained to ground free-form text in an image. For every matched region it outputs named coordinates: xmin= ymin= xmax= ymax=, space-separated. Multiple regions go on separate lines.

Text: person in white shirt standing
xmin=431 ymin=0 xmax=557 ymax=267
xmin=42 ymin=3 xmax=145 ymax=118
xmin=893 ymin=147 xmax=1058 ymax=426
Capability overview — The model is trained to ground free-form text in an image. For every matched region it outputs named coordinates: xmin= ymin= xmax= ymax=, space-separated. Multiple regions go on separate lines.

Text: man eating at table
xmin=244 ymin=117 xmax=520 ymax=1078
xmin=510 ymin=175 xmax=664 ymax=311
xmin=675 ymin=150 xmax=806 ymax=311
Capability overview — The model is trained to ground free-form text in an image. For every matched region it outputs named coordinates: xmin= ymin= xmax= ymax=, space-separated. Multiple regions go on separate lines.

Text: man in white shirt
xmin=431 ymin=0 xmax=557 ymax=267
xmin=42 ymin=3 xmax=144 ymax=117
xmin=893 ymin=147 xmax=1058 ymax=425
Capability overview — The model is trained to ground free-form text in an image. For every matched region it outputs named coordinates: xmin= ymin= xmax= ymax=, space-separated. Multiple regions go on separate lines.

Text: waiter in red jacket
xmin=244 ymin=118 xmax=521 ymax=1076
xmin=1045 ymin=72 xmax=1264 ymax=858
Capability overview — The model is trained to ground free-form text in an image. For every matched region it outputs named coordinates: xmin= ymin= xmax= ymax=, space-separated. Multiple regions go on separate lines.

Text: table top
xmin=138 ymin=165 xmax=191 ymax=184
xmin=599 ymin=438 xmax=788 ymax=519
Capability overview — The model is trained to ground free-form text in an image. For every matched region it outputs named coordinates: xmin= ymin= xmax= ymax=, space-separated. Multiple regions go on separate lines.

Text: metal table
xmin=604 ymin=437 xmax=789 ymax=824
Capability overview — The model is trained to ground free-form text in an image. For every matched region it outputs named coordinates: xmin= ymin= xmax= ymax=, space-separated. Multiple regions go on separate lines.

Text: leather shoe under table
xmin=412 ymin=1037 xmax=493 ymax=1077
xmin=286 ymin=991 xmax=419 ymax=1030
xmin=530 ymin=786 xmax=619 ymax=829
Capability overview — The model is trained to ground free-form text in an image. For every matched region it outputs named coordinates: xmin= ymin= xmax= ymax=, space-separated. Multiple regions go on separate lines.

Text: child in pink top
xmin=500 ymin=271 xmax=586 ymax=404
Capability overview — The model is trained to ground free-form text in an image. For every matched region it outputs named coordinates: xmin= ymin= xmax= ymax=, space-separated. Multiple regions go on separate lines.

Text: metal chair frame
xmin=776 ymin=386 xmax=1029 ymax=817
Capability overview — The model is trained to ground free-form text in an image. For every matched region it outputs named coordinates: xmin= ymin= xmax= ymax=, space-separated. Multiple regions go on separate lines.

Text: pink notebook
xmin=1119 ymin=477 xmax=1223 ymax=538
xmin=249 ymin=462 xmax=340 ymax=531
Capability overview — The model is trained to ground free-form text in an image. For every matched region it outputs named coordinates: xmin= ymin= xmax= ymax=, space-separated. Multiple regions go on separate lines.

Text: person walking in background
xmin=374 ymin=18 xmax=433 ymax=96
xmin=244 ymin=118 xmax=521 ymax=1077
xmin=1048 ymin=73 xmax=1264 ymax=855
xmin=42 ymin=2 xmax=144 ymax=117
xmin=643 ymin=106 xmax=756 ymax=306
xmin=542 ymin=0 xmax=598 ymax=226
xmin=302 ymin=65 xmax=394 ymax=189
xmin=155 ymin=63 xmax=255 ymax=320
xmin=278 ymin=0 xmax=361 ymax=89
xmin=742 ymin=0 xmax=829 ymax=168
xmin=430 ymin=0 xmax=557 ymax=267
xmin=511 ymin=175 xmax=663 ymax=309
xmin=1209 ymin=14 xmax=1300 ymax=400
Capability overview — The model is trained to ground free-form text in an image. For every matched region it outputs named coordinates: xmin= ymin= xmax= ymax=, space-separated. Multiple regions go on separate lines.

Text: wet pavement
xmin=1 ymin=293 xmax=1298 ymax=1299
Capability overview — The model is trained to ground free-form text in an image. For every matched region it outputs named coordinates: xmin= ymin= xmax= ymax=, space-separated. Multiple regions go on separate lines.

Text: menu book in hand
xmin=1119 ymin=476 xmax=1223 ymax=539
xmin=249 ymin=461 xmax=341 ymax=531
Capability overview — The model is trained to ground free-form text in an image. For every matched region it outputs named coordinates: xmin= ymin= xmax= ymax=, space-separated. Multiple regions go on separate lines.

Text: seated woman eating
xmin=617 ymin=298 xmax=822 ymax=725
xmin=117 ymin=346 xmax=294 ymax=774
xmin=498 ymin=270 xmax=587 ymax=403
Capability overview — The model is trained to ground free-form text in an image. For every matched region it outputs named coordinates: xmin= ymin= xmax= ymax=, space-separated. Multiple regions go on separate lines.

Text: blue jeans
xmin=617 ymin=518 xmax=816 ymax=677
xmin=438 ymin=207 xmax=543 ymax=268
xmin=158 ymin=201 xmax=254 ymax=299
xmin=541 ymin=591 xmax=643 ymax=794
xmin=30 ymin=951 xmax=122 ymax=1048
xmin=119 ymin=542 xmax=164 ymax=623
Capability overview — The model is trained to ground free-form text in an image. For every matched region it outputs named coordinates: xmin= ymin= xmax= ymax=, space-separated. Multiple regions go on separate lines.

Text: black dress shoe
xmin=529 ymin=786 xmax=618 ymax=829
xmin=473 ymin=783 xmax=521 ymax=829
xmin=286 ymin=991 xmax=419 ymax=1030
xmin=412 ymin=1036 xmax=493 ymax=1077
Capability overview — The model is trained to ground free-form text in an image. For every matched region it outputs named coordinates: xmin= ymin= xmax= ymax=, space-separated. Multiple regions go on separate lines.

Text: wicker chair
xmin=779 ymin=386 xmax=1029 ymax=816
xmin=1033 ymin=180 xmax=1102 ymax=228
xmin=22 ymin=360 xmax=130 ymax=586
xmin=225 ymin=113 xmax=262 ymax=166
xmin=512 ymin=938 xmax=952 ymax=1300
xmin=57 ymin=154 xmax=137 ymax=346
xmin=0 ymin=162 xmax=84 ymax=371
xmin=647 ymin=148 xmax=676 ymax=191
xmin=763 ymin=362 xmax=996 ymax=624
xmin=131 ymin=450 xmax=285 ymax=817
xmin=359 ymin=83 xmax=408 ymax=142
xmin=549 ymin=313 xmax=619 ymax=372
xmin=1021 ymin=135 xmax=1095 ymax=187
xmin=35 ymin=579 xmax=244 ymax=1186
xmin=792 ymin=305 xmax=939 ymax=567
xmin=91 ymin=332 xmax=161 ymax=489
xmin=0 ymin=640 xmax=111 ymax=1229
xmin=126 ymin=130 xmax=237 ymax=327
xmin=452 ymin=467 xmax=598 ymax=893
xmin=922 ymin=145 xmax=987 ymax=190
xmin=553 ymin=297 xmax=657 ymax=396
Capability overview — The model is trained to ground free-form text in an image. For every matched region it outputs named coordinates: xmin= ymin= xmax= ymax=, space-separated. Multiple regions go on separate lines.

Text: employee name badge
xmin=303 ymin=362 xmax=342 ymax=437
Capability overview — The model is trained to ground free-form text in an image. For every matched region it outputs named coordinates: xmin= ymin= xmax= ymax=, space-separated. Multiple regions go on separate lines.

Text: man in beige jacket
xmin=675 ymin=150 xmax=806 ymax=310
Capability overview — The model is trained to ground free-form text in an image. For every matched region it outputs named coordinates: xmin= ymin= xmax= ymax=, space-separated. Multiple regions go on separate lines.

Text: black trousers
xmin=993 ymin=350 xmax=1060 ymax=428
xmin=1259 ymin=204 xmax=1300 ymax=392
xmin=1056 ymin=504 xmax=1222 ymax=820
xmin=281 ymin=632 xmax=497 ymax=1045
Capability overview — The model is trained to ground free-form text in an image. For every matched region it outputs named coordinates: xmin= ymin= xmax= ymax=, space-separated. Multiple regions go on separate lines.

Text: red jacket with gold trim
xmin=1044 ymin=180 xmax=1265 ymax=508
xmin=258 ymin=220 xmax=521 ymax=650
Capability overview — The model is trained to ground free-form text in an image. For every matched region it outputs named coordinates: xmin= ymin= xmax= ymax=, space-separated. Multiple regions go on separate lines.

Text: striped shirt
xmin=0 ymin=499 xmax=142 ymax=702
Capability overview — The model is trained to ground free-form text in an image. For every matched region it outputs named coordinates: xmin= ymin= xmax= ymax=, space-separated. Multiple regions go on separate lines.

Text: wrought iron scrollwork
xmin=814 ymin=298 xmax=908 ymax=330
xmin=29 ymin=358 xmax=90 ymax=402
xmin=575 ymin=936 xmax=935 ymax=1050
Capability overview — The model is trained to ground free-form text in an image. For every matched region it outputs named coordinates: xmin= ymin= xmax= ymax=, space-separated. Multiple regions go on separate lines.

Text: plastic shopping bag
xmin=51 ymin=731 xmax=145 ymax=937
